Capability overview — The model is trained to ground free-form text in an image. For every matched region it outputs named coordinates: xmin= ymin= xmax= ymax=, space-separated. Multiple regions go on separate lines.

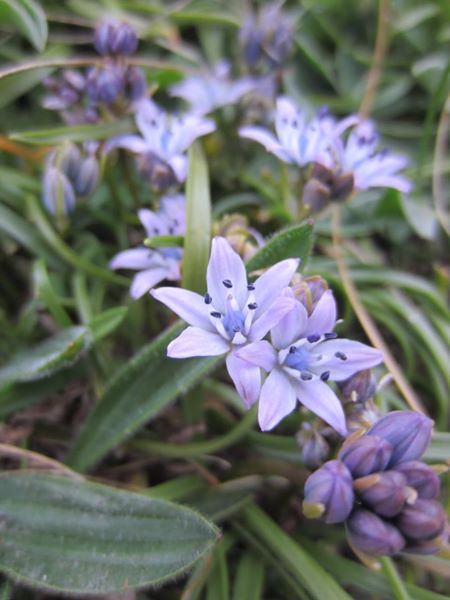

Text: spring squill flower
xmin=328 ymin=120 xmax=412 ymax=193
xmin=110 ymin=194 xmax=185 ymax=298
xmin=170 ymin=61 xmax=254 ymax=115
xmin=303 ymin=459 xmax=354 ymax=523
xmin=346 ymin=509 xmax=406 ymax=556
xmin=236 ymin=288 xmax=383 ymax=433
xmin=239 ymin=97 xmax=356 ymax=168
xmin=105 ymin=99 xmax=215 ymax=186
xmin=151 ymin=237 xmax=298 ymax=409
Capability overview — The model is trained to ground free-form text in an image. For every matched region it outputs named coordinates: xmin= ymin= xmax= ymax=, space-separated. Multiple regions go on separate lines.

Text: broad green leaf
xmin=182 ymin=142 xmax=211 ymax=293
xmin=10 ymin=119 xmax=134 ymax=145
xmin=66 ymin=322 xmax=221 ymax=472
xmin=240 ymin=504 xmax=352 ymax=600
xmin=0 ymin=326 xmax=91 ymax=390
xmin=0 ymin=0 xmax=47 ymax=51
xmin=0 ymin=472 xmax=219 ymax=594
xmin=172 ymin=0 xmax=239 ymax=26
xmin=87 ymin=306 xmax=128 ymax=342
xmin=246 ymin=222 xmax=314 ymax=273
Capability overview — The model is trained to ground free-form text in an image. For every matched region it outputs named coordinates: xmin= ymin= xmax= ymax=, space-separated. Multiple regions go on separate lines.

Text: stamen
xmin=232 ymin=326 xmax=240 ymax=332
xmin=324 ymin=332 xmax=338 ymax=340
xmin=301 ymin=372 xmax=313 ymax=381
xmin=247 ymin=284 xmax=255 ymax=291
xmin=335 ymin=351 xmax=347 ymax=361
xmin=307 ymin=334 xmax=320 ymax=343
xmin=204 ymin=293 xmax=212 ymax=304
xmin=222 ymin=279 xmax=232 ymax=288
xmin=210 ymin=311 xmax=222 ymax=318
xmin=248 ymin=302 xmax=258 ymax=310
xmin=320 ymin=371 xmax=330 ymax=381
xmin=289 ymin=346 xmax=297 ymax=353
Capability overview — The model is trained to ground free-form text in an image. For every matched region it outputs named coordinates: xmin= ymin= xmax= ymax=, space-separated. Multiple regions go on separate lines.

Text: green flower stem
xmin=380 ymin=557 xmax=412 ymax=600
xmin=130 ymin=405 xmax=257 ymax=458
xmin=27 ymin=195 xmax=128 ymax=286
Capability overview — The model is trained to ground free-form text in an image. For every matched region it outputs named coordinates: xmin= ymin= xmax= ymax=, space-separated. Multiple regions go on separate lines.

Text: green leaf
xmin=0 ymin=326 xmax=92 ymax=390
xmin=10 ymin=119 xmax=134 ymax=145
xmin=87 ymin=307 xmax=128 ymax=343
xmin=182 ymin=142 xmax=211 ymax=293
xmin=0 ymin=472 xmax=219 ymax=594
xmin=246 ymin=222 xmax=314 ymax=273
xmin=33 ymin=260 xmax=73 ymax=328
xmin=233 ymin=552 xmax=265 ymax=600
xmin=240 ymin=504 xmax=352 ymax=600
xmin=66 ymin=322 xmax=221 ymax=472
xmin=172 ymin=0 xmax=239 ymax=26
xmin=0 ymin=0 xmax=47 ymax=51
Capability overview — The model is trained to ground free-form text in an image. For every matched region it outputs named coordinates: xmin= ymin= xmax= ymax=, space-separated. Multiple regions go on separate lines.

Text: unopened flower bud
xmin=339 ymin=434 xmax=392 ymax=478
xmin=354 ymin=471 xmax=411 ymax=518
xmin=339 ymin=369 xmax=377 ymax=404
xmin=58 ymin=143 xmax=82 ymax=181
xmin=74 ymin=155 xmax=99 ymax=196
xmin=297 ymin=425 xmax=330 ymax=469
xmin=86 ymin=66 xmax=125 ymax=105
xmin=303 ymin=460 xmax=354 ymax=524
xmin=124 ymin=66 xmax=146 ymax=102
xmin=347 ymin=509 xmax=405 ymax=556
xmin=395 ymin=461 xmax=441 ymax=500
xmin=302 ymin=176 xmax=330 ymax=212
xmin=94 ymin=21 xmax=138 ymax=56
xmin=291 ymin=275 xmax=328 ymax=315
xmin=213 ymin=214 xmax=264 ymax=262
xmin=396 ymin=499 xmax=446 ymax=542
xmin=42 ymin=167 xmax=76 ymax=215
xmin=137 ymin=152 xmax=178 ymax=191
xmin=367 ymin=411 xmax=433 ymax=466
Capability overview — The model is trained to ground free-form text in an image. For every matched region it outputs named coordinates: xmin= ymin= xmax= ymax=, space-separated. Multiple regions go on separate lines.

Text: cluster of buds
xmin=303 ymin=411 xmax=448 ymax=557
xmin=212 ymin=214 xmax=265 ymax=262
xmin=86 ymin=20 xmax=145 ymax=109
xmin=42 ymin=144 xmax=99 ymax=215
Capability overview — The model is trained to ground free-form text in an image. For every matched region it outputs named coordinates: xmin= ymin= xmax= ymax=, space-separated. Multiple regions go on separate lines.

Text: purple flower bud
xmin=74 ymin=155 xmax=99 ymax=196
xmin=62 ymin=69 xmax=86 ymax=92
xmin=395 ymin=461 xmax=441 ymax=499
xmin=354 ymin=471 xmax=410 ymax=518
xmin=347 ymin=509 xmax=405 ymax=556
xmin=94 ymin=21 xmax=138 ymax=56
xmin=303 ymin=460 xmax=354 ymax=524
xmin=297 ymin=426 xmax=330 ymax=469
xmin=137 ymin=151 xmax=178 ymax=191
xmin=367 ymin=411 xmax=434 ymax=466
xmin=58 ymin=144 xmax=82 ymax=181
xmin=396 ymin=499 xmax=446 ymax=542
xmin=339 ymin=369 xmax=377 ymax=404
xmin=404 ymin=524 xmax=449 ymax=555
xmin=339 ymin=434 xmax=393 ymax=478
xmin=42 ymin=167 xmax=76 ymax=215
xmin=124 ymin=66 xmax=146 ymax=102
xmin=291 ymin=275 xmax=329 ymax=316
xmin=86 ymin=66 xmax=125 ymax=105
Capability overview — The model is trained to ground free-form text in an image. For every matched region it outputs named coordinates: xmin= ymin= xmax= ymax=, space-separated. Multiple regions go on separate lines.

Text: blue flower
xmin=110 ymin=194 xmax=185 ymax=298
xmin=170 ymin=61 xmax=254 ymax=115
xmin=239 ymin=96 xmax=357 ymax=168
xmin=236 ymin=288 xmax=383 ymax=433
xmin=151 ymin=237 xmax=298 ymax=411
xmin=105 ymin=99 xmax=215 ymax=185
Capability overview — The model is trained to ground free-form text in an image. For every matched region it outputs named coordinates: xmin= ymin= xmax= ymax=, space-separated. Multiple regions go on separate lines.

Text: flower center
xmin=284 ymin=345 xmax=311 ymax=371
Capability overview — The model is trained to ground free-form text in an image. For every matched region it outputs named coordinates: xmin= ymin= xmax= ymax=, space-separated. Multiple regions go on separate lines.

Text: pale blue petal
xmin=312 ymin=339 xmax=383 ymax=381
xmin=138 ymin=208 xmax=167 ymax=237
xmin=104 ymin=134 xmax=149 ymax=154
xmin=253 ymin=258 xmax=299 ymax=316
xmin=109 ymin=248 xmax=158 ymax=271
xmin=207 ymin=237 xmax=248 ymax=312
xmin=258 ymin=368 xmax=296 ymax=431
xmin=249 ymin=295 xmax=297 ymax=342
xmin=226 ymin=352 xmax=261 ymax=408
xmin=234 ymin=341 xmax=277 ymax=371
xmin=130 ymin=268 xmax=169 ymax=299
xmin=304 ymin=290 xmax=337 ymax=337
xmin=168 ymin=326 xmax=229 ymax=358
xmin=168 ymin=115 xmax=215 ymax=155
xmin=151 ymin=286 xmax=213 ymax=330
xmin=271 ymin=292 xmax=308 ymax=349
xmin=168 ymin=155 xmax=188 ymax=183
xmin=291 ymin=378 xmax=347 ymax=436
xmin=238 ymin=126 xmax=293 ymax=162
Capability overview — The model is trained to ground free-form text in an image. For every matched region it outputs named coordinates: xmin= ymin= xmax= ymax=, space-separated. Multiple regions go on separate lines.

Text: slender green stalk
xmin=130 ymin=405 xmax=256 ymax=458
xmin=380 ymin=557 xmax=411 ymax=600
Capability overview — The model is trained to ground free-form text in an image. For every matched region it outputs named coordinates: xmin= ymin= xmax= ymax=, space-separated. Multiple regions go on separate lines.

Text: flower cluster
xmin=303 ymin=411 xmax=448 ymax=557
xmin=239 ymin=96 xmax=411 ymax=200
xmin=105 ymin=98 xmax=215 ymax=190
xmin=42 ymin=143 xmax=99 ymax=215
xmin=152 ymin=237 xmax=383 ymax=434
xmin=110 ymin=194 xmax=185 ymax=298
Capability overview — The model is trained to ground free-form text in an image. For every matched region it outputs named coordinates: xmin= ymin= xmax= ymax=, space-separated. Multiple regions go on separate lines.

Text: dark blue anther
xmin=247 ymin=284 xmax=255 ymax=291
xmin=222 ymin=279 xmax=232 ymax=288
xmin=210 ymin=311 xmax=221 ymax=318
xmin=307 ymin=334 xmax=320 ymax=343
xmin=248 ymin=302 xmax=258 ymax=310
xmin=320 ymin=371 xmax=330 ymax=381
xmin=324 ymin=332 xmax=338 ymax=340
xmin=335 ymin=351 xmax=347 ymax=361
xmin=301 ymin=372 xmax=313 ymax=381
xmin=204 ymin=293 xmax=212 ymax=304
xmin=289 ymin=346 xmax=297 ymax=353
